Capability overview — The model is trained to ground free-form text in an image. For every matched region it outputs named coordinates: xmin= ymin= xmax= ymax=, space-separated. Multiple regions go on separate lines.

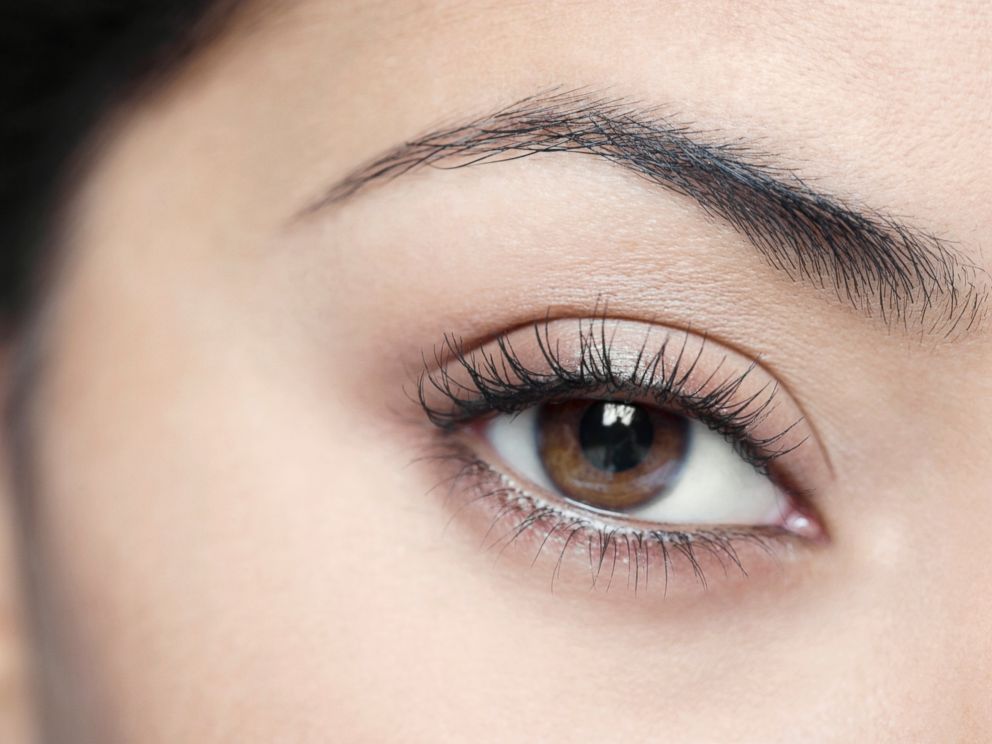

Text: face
xmin=7 ymin=1 xmax=990 ymax=741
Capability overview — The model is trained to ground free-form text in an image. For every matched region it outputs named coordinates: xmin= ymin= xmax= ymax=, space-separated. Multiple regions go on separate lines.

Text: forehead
xmin=83 ymin=0 xmax=989 ymax=284
xmin=223 ymin=0 xmax=987 ymax=228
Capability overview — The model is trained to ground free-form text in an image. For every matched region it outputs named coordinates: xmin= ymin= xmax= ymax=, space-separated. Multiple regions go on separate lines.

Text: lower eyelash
xmin=425 ymin=440 xmax=798 ymax=596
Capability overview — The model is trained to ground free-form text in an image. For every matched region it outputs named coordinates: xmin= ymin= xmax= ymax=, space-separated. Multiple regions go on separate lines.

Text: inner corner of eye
xmin=482 ymin=399 xmax=804 ymax=531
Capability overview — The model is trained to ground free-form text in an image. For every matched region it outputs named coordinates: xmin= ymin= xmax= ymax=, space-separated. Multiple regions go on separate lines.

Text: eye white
xmin=486 ymin=406 xmax=788 ymax=526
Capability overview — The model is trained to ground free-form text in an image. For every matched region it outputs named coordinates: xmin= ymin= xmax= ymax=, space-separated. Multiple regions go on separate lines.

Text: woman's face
xmin=8 ymin=1 xmax=990 ymax=741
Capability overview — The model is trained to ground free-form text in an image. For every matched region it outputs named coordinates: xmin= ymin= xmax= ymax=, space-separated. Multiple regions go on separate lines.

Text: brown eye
xmin=537 ymin=400 xmax=689 ymax=512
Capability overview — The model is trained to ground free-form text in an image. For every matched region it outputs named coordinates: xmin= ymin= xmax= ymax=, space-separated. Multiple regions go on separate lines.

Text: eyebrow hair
xmin=304 ymin=90 xmax=988 ymax=336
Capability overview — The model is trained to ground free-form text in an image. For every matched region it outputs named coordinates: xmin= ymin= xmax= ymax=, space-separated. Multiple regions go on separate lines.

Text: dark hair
xmin=0 ymin=0 xmax=232 ymax=326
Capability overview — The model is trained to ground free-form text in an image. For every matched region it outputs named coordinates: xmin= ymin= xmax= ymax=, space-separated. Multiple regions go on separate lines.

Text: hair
xmin=0 ymin=0 xmax=235 ymax=329
xmin=1 ymin=5 xmax=241 ymax=739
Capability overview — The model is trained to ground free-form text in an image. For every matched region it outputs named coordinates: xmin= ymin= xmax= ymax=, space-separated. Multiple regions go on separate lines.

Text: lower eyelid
xmin=422 ymin=437 xmax=819 ymax=602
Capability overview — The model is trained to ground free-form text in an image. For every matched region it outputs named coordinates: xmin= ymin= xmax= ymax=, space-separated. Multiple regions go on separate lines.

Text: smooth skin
xmin=1 ymin=1 xmax=990 ymax=742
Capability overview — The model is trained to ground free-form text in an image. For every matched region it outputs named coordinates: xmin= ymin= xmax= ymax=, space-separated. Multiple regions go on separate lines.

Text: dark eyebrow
xmin=303 ymin=90 xmax=988 ymax=336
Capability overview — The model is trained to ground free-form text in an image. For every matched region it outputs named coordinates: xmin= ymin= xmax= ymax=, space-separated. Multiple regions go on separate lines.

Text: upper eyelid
xmin=423 ymin=344 xmax=784 ymax=466
xmin=415 ymin=315 xmax=833 ymax=479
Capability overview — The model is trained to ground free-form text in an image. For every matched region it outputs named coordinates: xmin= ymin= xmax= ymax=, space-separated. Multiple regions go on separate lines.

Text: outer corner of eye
xmin=482 ymin=398 xmax=824 ymax=540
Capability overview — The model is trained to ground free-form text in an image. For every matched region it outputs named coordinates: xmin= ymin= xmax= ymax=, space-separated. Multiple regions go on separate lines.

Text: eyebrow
xmin=303 ymin=90 xmax=987 ymax=336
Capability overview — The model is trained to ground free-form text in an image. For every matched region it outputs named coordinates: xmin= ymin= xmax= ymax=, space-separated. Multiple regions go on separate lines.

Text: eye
xmin=486 ymin=399 xmax=800 ymax=528
xmin=416 ymin=316 xmax=828 ymax=595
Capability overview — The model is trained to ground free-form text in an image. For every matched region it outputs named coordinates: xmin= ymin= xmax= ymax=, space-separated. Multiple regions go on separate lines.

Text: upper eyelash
xmin=417 ymin=314 xmax=806 ymax=471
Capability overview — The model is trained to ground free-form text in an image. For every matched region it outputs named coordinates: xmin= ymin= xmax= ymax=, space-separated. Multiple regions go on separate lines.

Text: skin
xmin=0 ymin=0 xmax=990 ymax=741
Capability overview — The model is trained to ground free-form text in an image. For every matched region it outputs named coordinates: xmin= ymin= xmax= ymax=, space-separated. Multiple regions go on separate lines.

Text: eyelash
xmin=419 ymin=316 xmax=803 ymax=472
xmin=414 ymin=315 xmax=814 ymax=593
xmin=424 ymin=442 xmax=791 ymax=594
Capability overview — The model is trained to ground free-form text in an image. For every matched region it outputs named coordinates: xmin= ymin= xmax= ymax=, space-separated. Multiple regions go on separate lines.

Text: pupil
xmin=578 ymin=402 xmax=654 ymax=473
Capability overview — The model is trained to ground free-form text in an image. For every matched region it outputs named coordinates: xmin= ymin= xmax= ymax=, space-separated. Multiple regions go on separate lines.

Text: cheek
xmin=25 ymin=257 xmax=418 ymax=734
